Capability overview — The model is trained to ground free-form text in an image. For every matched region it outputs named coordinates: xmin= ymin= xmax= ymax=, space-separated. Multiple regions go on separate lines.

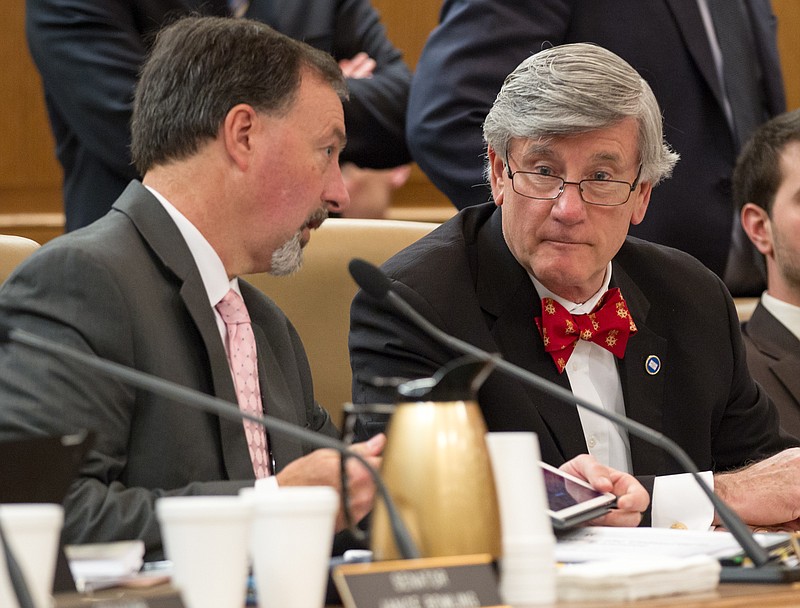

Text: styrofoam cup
xmin=485 ymin=432 xmax=556 ymax=605
xmin=156 ymin=496 xmax=252 ymax=608
xmin=0 ymin=503 xmax=64 ymax=608
xmin=250 ymin=486 xmax=338 ymax=608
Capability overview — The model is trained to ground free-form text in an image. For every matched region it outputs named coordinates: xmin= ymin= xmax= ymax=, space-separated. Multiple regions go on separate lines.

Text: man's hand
xmin=559 ymin=454 xmax=650 ymax=527
xmin=275 ymin=433 xmax=386 ymax=532
xmin=714 ymin=448 xmax=800 ymax=529
xmin=338 ymin=52 xmax=376 ymax=79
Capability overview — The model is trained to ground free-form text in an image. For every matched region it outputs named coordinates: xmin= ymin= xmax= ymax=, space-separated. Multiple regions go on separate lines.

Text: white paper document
xmin=555 ymin=526 xmax=789 ymax=563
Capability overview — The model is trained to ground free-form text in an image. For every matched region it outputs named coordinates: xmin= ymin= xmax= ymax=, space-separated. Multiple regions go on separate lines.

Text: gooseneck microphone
xmin=348 ymin=258 xmax=771 ymax=569
xmin=0 ymin=323 xmax=420 ymax=561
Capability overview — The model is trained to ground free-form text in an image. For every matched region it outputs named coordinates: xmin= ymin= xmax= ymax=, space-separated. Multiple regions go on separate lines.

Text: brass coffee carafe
xmin=370 ymin=358 xmax=501 ymax=561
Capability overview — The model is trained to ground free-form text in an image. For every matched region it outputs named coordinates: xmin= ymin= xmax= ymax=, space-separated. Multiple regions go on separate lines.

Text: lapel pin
xmin=645 ymin=355 xmax=661 ymax=376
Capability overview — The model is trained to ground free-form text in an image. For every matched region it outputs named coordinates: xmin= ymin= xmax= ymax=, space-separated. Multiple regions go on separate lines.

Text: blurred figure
xmin=26 ymin=0 xmax=411 ymax=230
xmin=340 ymin=163 xmax=412 ymax=219
xmin=736 ymin=109 xmax=800 ymax=436
xmin=406 ymin=0 xmax=785 ymax=296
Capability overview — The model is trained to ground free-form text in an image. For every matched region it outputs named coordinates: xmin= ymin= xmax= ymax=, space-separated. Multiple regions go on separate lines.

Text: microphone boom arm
xmin=380 ymin=285 xmax=770 ymax=567
xmin=6 ymin=327 xmax=421 ymax=560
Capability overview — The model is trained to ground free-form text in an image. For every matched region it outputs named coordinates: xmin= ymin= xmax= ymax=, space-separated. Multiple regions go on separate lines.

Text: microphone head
xmin=349 ymin=258 xmax=392 ymax=300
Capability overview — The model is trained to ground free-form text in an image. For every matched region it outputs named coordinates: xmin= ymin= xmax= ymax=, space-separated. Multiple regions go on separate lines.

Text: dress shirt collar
xmin=530 ymin=262 xmax=613 ymax=315
xmin=145 ymin=185 xmax=239 ymax=306
xmin=761 ymin=291 xmax=800 ymax=342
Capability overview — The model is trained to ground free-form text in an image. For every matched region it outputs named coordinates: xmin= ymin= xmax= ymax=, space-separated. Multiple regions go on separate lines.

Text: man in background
xmin=26 ymin=0 xmax=411 ymax=230
xmin=406 ymin=0 xmax=785 ymax=296
xmin=736 ymin=109 xmax=800 ymax=436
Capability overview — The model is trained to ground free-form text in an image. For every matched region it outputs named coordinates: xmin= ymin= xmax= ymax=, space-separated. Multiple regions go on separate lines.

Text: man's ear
xmin=629 ymin=180 xmax=653 ymax=226
xmin=222 ymin=103 xmax=258 ymax=170
xmin=741 ymin=202 xmax=773 ymax=257
xmin=487 ymin=145 xmax=507 ymax=206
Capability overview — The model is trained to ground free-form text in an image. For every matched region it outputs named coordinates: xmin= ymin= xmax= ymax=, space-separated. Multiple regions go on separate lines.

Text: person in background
xmin=351 ymin=43 xmax=800 ymax=533
xmin=736 ymin=109 xmax=800 ymax=437
xmin=25 ymin=0 xmax=411 ymax=231
xmin=0 ymin=16 xmax=382 ymax=558
xmin=406 ymin=0 xmax=785 ymax=296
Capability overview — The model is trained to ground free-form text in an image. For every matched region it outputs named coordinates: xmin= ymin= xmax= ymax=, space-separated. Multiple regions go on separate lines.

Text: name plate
xmin=333 ymin=553 xmax=505 ymax=608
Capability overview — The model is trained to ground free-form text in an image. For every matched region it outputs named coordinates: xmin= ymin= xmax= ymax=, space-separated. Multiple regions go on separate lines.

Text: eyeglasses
xmin=504 ymin=156 xmax=643 ymax=207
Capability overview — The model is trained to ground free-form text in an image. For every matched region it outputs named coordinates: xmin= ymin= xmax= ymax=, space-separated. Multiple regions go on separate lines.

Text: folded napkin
xmin=557 ymin=555 xmax=720 ymax=602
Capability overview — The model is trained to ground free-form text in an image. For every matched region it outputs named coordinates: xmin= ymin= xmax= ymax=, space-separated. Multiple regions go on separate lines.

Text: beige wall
xmin=3 ymin=1 xmax=799 ymax=241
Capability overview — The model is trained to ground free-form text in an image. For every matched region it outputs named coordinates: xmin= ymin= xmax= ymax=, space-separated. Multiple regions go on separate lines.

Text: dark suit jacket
xmin=743 ymin=302 xmax=800 ymax=437
xmin=350 ymin=204 xmax=795 ymax=494
xmin=0 ymin=181 xmax=337 ymax=556
xmin=25 ymin=0 xmax=411 ymax=231
xmin=406 ymin=0 xmax=785 ymax=283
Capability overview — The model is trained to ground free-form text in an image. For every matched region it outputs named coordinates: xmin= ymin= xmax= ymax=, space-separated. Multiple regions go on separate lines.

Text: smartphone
xmin=540 ymin=461 xmax=617 ymax=530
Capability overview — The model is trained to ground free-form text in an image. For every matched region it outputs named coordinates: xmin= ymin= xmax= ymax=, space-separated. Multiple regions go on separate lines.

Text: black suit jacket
xmin=0 ymin=181 xmax=337 ymax=556
xmin=25 ymin=0 xmax=411 ymax=230
xmin=406 ymin=0 xmax=785 ymax=282
xmin=350 ymin=204 xmax=795 ymax=486
xmin=743 ymin=302 xmax=800 ymax=437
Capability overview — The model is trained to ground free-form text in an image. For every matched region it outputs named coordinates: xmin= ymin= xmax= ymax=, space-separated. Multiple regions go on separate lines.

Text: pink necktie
xmin=216 ymin=289 xmax=270 ymax=478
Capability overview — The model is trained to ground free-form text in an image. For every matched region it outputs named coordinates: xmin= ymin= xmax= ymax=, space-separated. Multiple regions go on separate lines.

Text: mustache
xmin=306 ymin=207 xmax=329 ymax=227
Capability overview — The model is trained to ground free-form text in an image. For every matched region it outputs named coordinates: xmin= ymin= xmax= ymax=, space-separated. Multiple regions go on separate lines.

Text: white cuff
xmin=651 ymin=471 xmax=714 ymax=530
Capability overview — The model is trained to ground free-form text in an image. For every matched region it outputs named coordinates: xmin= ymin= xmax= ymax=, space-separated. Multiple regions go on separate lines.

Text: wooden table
xmin=53 ymin=580 xmax=800 ymax=607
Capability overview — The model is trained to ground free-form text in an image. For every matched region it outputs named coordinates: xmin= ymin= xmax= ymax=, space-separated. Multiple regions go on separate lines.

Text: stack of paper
xmin=557 ymin=555 xmax=721 ymax=602
xmin=65 ymin=540 xmax=146 ymax=590
xmin=555 ymin=526 xmax=790 ymax=563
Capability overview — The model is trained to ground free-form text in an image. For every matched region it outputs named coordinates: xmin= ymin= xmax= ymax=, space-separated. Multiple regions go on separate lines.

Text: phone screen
xmin=543 ymin=466 xmax=608 ymax=511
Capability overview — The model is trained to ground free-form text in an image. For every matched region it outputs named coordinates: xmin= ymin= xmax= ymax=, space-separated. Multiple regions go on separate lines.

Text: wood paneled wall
xmin=3 ymin=0 xmax=800 ymax=241
xmin=1 ymin=1 xmax=64 ymax=243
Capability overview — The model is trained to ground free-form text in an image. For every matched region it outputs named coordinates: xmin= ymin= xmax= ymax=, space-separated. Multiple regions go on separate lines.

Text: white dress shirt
xmin=530 ymin=264 xmax=714 ymax=529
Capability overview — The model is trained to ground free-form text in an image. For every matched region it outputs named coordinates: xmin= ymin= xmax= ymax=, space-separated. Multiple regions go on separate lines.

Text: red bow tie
xmin=535 ymin=287 xmax=637 ymax=373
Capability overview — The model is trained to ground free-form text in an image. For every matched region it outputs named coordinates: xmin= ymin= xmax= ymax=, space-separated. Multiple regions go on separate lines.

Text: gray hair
xmin=483 ymin=43 xmax=678 ymax=185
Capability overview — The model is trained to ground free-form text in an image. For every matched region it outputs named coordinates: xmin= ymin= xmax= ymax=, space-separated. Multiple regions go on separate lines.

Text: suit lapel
xmin=612 ymin=263 xmax=668 ymax=474
xmin=664 ymin=0 xmax=728 ymax=116
xmin=475 ymin=210 xmax=585 ymax=462
xmin=747 ymin=304 xmax=800 ymax=411
xmin=114 ymin=182 xmax=254 ymax=479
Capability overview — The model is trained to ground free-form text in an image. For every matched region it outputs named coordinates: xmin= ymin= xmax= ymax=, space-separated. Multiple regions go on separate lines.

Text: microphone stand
xmin=2 ymin=326 xmax=420 ymax=561
xmin=348 ymin=258 xmax=771 ymax=569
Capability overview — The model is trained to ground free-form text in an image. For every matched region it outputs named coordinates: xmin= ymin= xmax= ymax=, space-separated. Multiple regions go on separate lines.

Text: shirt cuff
xmin=651 ymin=471 xmax=715 ymax=530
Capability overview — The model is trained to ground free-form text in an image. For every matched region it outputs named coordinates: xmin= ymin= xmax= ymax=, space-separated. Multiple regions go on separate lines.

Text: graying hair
xmin=483 ymin=43 xmax=679 ymax=185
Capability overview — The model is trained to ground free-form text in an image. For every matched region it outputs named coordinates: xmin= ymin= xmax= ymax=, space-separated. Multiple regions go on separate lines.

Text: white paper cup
xmin=485 ymin=432 xmax=556 ymax=605
xmin=250 ymin=486 xmax=338 ymax=608
xmin=0 ymin=503 xmax=64 ymax=608
xmin=156 ymin=496 xmax=251 ymax=608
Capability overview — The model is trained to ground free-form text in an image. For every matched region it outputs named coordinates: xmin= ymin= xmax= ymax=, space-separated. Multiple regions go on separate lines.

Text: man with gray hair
xmin=0 ymin=16 xmax=384 ymax=557
xmin=351 ymin=43 xmax=800 ymax=530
